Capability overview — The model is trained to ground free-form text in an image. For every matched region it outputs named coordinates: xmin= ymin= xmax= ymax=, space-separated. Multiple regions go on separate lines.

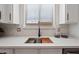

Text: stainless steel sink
xmin=25 ymin=37 xmax=53 ymax=43
xmin=25 ymin=38 xmax=42 ymax=43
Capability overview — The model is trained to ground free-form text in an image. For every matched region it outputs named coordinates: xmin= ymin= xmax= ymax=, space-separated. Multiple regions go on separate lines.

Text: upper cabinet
xmin=0 ymin=4 xmax=20 ymax=24
xmin=66 ymin=4 xmax=79 ymax=24
xmin=4 ymin=5 xmax=12 ymax=23
xmin=0 ymin=5 xmax=7 ymax=23
xmin=25 ymin=4 xmax=54 ymax=25
xmin=59 ymin=4 xmax=79 ymax=24
xmin=12 ymin=4 xmax=19 ymax=24
xmin=59 ymin=4 xmax=66 ymax=24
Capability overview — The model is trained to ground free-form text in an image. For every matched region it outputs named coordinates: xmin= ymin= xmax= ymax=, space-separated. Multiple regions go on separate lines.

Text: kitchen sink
xmin=25 ymin=38 xmax=41 ymax=43
xmin=25 ymin=37 xmax=53 ymax=43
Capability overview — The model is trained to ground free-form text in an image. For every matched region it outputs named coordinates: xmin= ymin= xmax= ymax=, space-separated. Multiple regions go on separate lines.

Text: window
xmin=26 ymin=4 xmax=40 ymax=24
xmin=40 ymin=4 xmax=53 ymax=23
xmin=25 ymin=4 xmax=54 ymax=24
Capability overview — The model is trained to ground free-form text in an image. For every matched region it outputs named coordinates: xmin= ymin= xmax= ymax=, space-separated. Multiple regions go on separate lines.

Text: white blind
xmin=26 ymin=4 xmax=39 ymax=24
xmin=26 ymin=4 xmax=53 ymax=24
xmin=40 ymin=4 xmax=53 ymax=22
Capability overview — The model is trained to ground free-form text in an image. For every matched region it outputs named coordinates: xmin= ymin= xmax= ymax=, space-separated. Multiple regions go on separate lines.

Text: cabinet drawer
xmin=40 ymin=48 xmax=62 ymax=54
xmin=15 ymin=48 xmax=38 ymax=54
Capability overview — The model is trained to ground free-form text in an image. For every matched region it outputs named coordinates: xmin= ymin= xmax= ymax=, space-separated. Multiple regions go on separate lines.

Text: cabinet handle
xmin=67 ymin=13 xmax=69 ymax=20
xmin=0 ymin=11 xmax=1 ymax=20
xmin=9 ymin=13 xmax=11 ymax=21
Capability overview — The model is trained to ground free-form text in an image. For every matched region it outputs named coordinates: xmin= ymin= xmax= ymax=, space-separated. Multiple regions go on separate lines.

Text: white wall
xmin=0 ymin=24 xmax=68 ymax=36
xmin=0 ymin=24 xmax=57 ymax=36
xmin=0 ymin=4 xmax=68 ymax=37
xmin=69 ymin=23 xmax=79 ymax=38
xmin=69 ymin=5 xmax=79 ymax=38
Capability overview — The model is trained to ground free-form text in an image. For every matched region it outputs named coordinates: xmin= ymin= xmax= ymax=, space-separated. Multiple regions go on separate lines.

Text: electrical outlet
xmin=17 ymin=28 xmax=21 ymax=32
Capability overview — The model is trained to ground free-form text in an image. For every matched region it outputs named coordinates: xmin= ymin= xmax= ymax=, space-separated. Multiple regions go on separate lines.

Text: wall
xmin=69 ymin=23 xmax=79 ymax=38
xmin=0 ymin=24 xmax=68 ymax=37
xmin=59 ymin=24 xmax=69 ymax=35
xmin=0 ymin=24 xmax=57 ymax=36
xmin=0 ymin=4 xmax=68 ymax=37
xmin=69 ymin=5 xmax=79 ymax=38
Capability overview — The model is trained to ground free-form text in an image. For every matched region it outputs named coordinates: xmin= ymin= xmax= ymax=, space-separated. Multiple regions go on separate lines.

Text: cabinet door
xmin=59 ymin=4 xmax=66 ymax=24
xmin=8 ymin=4 xmax=19 ymax=24
xmin=4 ymin=4 xmax=13 ymax=23
xmin=12 ymin=4 xmax=19 ymax=24
xmin=0 ymin=4 xmax=19 ymax=24
xmin=0 ymin=5 xmax=6 ymax=23
xmin=66 ymin=4 xmax=79 ymax=24
xmin=15 ymin=48 xmax=38 ymax=54
xmin=0 ymin=5 xmax=12 ymax=23
xmin=0 ymin=48 xmax=13 ymax=54
xmin=7 ymin=4 xmax=13 ymax=23
xmin=40 ymin=4 xmax=53 ymax=23
xmin=40 ymin=48 xmax=62 ymax=54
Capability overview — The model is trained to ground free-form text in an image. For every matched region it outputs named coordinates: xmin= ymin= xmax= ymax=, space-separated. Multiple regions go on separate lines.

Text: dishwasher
xmin=62 ymin=48 xmax=79 ymax=54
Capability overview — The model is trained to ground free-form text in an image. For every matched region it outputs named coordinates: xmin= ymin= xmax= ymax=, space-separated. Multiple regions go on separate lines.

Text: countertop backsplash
xmin=0 ymin=24 xmax=69 ymax=37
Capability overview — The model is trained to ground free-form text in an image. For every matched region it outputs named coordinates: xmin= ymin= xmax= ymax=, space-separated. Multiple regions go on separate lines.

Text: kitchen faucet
xmin=38 ymin=21 xmax=41 ymax=37
xmin=38 ymin=5 xmax=41 ymax=38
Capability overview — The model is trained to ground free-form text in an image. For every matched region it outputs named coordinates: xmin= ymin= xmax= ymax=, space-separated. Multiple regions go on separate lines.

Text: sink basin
xmin=25 ymin=37 xmax=53 ymax=43
xmin=25 ymin=38 xmax=41 ymax=43
xmin=40 ymin=38 xmax=53 ymax=43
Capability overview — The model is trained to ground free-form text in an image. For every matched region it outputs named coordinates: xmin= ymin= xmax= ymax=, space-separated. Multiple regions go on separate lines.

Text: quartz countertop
xmin=0 ymin=36 xmax=79 ymax=48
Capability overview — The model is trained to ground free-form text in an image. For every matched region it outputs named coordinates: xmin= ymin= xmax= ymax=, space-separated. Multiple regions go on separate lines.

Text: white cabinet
xmin=0 ymin=48 xmax=62 ymax=54
xmin=59 ymin=4 xmax=66 ymax=24
xmin=66 ymin=4 xmax=79 ymax=24
xmin=0 ymin=48 xmax=13 ymax=54
xmin=15 ymin=48 xmax=62 ymax=54
xmin=4 ymin=5 xmax=13 ymax=23
xmin=39 ymin=48 xmax=62 ymax=54
xmin=59 ymin=4 xmax=79 ymax=24
xmin=12 ymin=4 xmax=19 ymax=24
xmin=0 ymin=4 xmax=12 ymax=23
xmin=15 ymin=48 xmax=38 ymax=54
xmin=6 ymin=4 xmax=20 ymax=24
xmin=0 ymin=5 xmax=7 ymax=23
xmin=0 ymin=4 xmax=19 ymax=24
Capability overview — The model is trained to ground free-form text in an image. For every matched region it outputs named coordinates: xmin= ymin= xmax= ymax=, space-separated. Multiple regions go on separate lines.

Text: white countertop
xmin=0 ymin=36 xmax=79 ymax=48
